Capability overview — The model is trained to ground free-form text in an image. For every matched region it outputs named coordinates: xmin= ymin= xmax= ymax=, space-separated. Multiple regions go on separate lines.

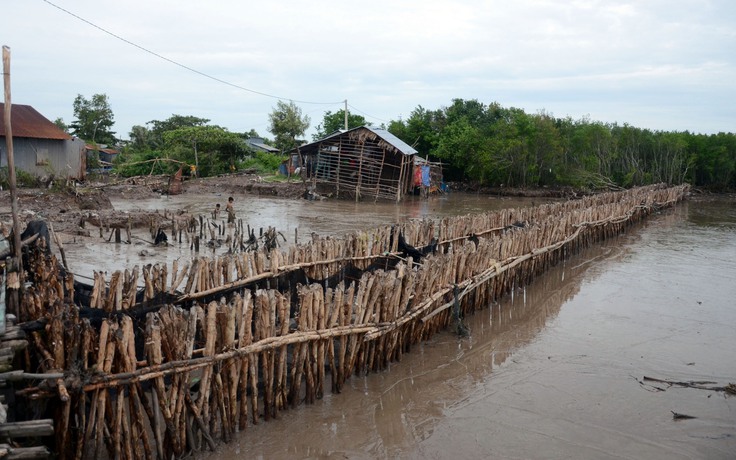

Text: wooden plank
xmin=0 ymin=419 xmax=54 ymax=438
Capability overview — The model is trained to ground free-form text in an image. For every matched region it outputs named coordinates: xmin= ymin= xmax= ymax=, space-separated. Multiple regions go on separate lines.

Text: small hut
xmin=85 ymin=144 xmax=119 ymax=171
xmin=294 ymin=126 xmax=417 ymax=201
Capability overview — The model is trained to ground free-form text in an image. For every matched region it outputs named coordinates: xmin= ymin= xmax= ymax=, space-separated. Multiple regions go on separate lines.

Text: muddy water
xmin=200 ymin=197 xmax=736 ymax=460
xmin=108 ymin=191 xmax=549 ymax=236
xmin=64 ymin=193 xmax=551 ymax=278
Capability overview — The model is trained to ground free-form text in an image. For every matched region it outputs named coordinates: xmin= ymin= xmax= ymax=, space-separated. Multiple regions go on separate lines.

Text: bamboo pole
xmin=93 ymin=321 xmax=117 ymax=459
xmin=236 ymin=293 xmax=253 ymax=431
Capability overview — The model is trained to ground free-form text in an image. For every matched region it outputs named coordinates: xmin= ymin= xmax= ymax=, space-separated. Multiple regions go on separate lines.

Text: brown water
xmin=199 ymin=197 xmax=736 ymax=460
xmin=64 ymin=193 xmax=551 ymax=278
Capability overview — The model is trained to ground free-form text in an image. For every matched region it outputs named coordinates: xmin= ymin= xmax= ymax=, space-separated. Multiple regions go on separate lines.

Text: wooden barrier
xmin=8 ymin=184 xmax=687 ymax=459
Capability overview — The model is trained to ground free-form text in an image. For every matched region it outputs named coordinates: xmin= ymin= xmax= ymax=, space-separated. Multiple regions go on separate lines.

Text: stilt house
xmin=295 ymin=126 xmax=418 ymax=201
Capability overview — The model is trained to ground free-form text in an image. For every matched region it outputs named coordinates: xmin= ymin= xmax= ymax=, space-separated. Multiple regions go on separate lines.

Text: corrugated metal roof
xmin=298 ymin=125 xmax=417 ymax=156
xmin=362 ymin=126 xmax=417 ymax=156
xmin=246 ymin=138 xmax=279 ymax=153
xmin=85 ymin=144 xmax=119 ymax=154
xmin=0 ymin=103 xmax=72 ymax=140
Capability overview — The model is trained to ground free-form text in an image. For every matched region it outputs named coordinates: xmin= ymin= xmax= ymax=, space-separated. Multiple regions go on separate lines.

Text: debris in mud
xmin=153 ymin=228 xmax=168 ymax=246
xmin=640 ymin=376 xmax=736 ymax=395
xmin=261 ymin=226 xmax=286 ymax=251
xmin=671 ymin=411 xmax=697 ymax=420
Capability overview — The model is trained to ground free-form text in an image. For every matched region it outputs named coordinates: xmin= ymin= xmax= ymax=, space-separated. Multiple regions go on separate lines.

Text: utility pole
xmin=344 ymin=99 xmax=348 ymax=131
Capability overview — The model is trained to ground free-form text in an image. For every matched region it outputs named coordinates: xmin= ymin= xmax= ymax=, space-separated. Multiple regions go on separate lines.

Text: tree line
xmin=58 ymin=95 xmax=310 ymax=177
xmin=387 ymin=99 xmax=736 ymax=191
xmin=61 ymin=93 xmax=735 ymax=190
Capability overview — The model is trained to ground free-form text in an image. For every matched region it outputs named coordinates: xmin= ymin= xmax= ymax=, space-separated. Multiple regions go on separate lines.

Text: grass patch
xmin=0 ymin=167 xmax=41 ymax=188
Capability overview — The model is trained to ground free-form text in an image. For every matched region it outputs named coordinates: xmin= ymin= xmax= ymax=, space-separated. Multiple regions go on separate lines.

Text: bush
xmin=239 ymin=152 xmax=285 ymax=174
xmin=0 ymin=167 xmax=41 ymax=188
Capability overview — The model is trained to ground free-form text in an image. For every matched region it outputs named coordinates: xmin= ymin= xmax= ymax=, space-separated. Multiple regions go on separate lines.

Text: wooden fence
xmin=9 ymin=184 xmax=687 ymax=459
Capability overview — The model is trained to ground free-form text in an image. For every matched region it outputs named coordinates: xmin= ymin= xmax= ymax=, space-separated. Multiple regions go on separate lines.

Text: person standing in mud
xmin=225 ymin=196 xmax=235 ymax=224
xmin=213 ymin=203 xmax=221 ymax=220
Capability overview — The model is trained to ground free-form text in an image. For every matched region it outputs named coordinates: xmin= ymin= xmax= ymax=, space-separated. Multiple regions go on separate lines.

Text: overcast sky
xmin=6 ymin=0 xmax=735 ymax=141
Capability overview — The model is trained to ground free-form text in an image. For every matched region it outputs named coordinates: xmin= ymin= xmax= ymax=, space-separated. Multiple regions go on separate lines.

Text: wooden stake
xmin=3 ymin=46 xmax=24 ymax=303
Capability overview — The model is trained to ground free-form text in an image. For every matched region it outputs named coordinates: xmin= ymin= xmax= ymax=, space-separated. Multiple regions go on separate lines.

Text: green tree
xmin=485 ymin=107 xmax=527 ymax=186
xmin=444 ymin=98 xmax=488 ymax=127
xmin=435 ymin=117 xmax=487 ymax=182
xmin=241 ymin=129 xmax=264 ymax=140
xmin=268 ymin=101 xmax=310 ymax=152
xmin=70 ymin=93 xmax=116 ymax=145
xmin=689 ymin=132 xmax=736 ymax=189
xmin=53 ymin=117 xmax=68 ymax=133
xmin=386 ymin=118 xmax=409 ymax=142
xmin=163 ymin=125 xmax=246 ymax=177
xmin=128 ymin=125 xmax=152 ymax=152
xmin=313 ymin=109 xmax=367 ymax=140
xmin=530 ymin=111 xmax=564 ymax=186
xmin=404 ymin=106 xmax=444 ymax=157
xmin=653 ymin=131 xmax=689 ymax=185
xmin=567 ymin=119 xmax=617 ymax=187
xmin=129 ymin=114 xmax=211 ymax=152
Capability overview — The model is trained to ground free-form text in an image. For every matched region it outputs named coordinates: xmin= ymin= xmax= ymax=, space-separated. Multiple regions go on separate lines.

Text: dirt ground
xmin=0 ymin=172 xmax=309 ymax=239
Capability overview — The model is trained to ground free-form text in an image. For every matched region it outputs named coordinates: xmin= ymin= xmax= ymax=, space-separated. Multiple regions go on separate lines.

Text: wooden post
xmin=0 ymin=265 xmax=5 ymax=333
xmin=2 ymin=46 xmax=23 ymax=310
xmin=48 ymin=222 xmax=69 ymax=272
xmin=355 ymin=142 xmax=364 ymax=202
xmin=396 ymin=152 xmax=405 ymax=202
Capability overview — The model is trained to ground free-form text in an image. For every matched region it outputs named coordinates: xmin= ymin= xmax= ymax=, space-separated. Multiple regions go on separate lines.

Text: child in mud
xmin=213 ymin=203 xmax=221 ymax=220
xmin=225 ymin=196 xmax=235 ymax=223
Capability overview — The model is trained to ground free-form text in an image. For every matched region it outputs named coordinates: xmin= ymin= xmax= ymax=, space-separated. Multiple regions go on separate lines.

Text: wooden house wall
xmin=308 ymin=133 xmax=413 ymax=201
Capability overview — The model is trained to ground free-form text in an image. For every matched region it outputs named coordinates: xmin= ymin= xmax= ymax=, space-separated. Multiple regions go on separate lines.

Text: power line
xmin=41 ymin=0 xmax=344 ymax=106
xmin=347 ymin=103 xmax=391 ymax=124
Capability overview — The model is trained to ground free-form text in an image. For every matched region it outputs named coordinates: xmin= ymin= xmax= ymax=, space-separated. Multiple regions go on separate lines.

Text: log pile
xmin=0 ymin=297 xmax=53 ymax=459
xmin=6 ymin=184 xmax=687 ymax=459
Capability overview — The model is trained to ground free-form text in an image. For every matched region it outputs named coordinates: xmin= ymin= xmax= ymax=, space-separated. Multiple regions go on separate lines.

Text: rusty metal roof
xmin=85 ymin=144 xmax=119 ymax=155
xmin=0 ymin=103 xmax=71 ymax=140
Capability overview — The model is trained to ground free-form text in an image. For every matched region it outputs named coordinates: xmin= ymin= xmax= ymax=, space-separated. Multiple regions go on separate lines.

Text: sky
xmin=5 ymin=0 xmax=736 ymax=142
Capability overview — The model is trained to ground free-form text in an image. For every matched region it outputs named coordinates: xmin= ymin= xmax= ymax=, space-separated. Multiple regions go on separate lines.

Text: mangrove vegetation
xmin=387 ymin=99 xmax=736 ymax=191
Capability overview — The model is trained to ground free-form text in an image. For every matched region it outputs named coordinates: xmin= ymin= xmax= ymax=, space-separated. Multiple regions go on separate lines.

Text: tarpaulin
xmin=413 ymin=166 xmax=423 ymax=187
xmin=421 ymin=165 xmax=431 ymax=187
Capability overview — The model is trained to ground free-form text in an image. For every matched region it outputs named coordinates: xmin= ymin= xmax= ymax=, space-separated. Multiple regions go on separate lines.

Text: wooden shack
xmin=295 ymin=126 xmax=417 ymax=201
xmin=0 ymin=103 xmax=86 ymax=180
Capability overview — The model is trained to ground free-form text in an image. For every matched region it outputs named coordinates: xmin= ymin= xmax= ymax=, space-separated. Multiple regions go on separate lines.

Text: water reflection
xmin=203 ymin=230 xmax=626 ymax=460
xmin=686 ymin=196 xmax=736 ymax=228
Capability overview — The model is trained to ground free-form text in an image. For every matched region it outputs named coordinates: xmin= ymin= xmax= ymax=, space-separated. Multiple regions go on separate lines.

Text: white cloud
xmin=4 ymin=0 xmax=735 ymax=138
